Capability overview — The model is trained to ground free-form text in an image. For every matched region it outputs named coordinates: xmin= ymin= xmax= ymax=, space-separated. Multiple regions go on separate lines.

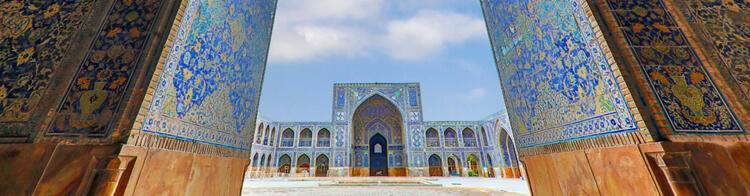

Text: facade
xmin=3 ymin=0 xmax=750 ymax=195
xmin=248 ymin=83 xmax=520 ymax=178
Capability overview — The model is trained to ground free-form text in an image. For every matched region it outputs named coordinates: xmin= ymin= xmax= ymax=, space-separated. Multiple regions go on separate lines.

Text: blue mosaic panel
xmin=604 ymin=0 xmax=743 ymax=133
xmin=336 ymin=88 xmax=345 ymax=107
xmin=335 ymin=154 xmax=343 ymax=167
xmin=408 ymin=87 xmax=418 ymax=107
xmin=141 ymin=0 xmax=276 ymax=150
xmin=482 ymin=0 xmax=637 ymax=149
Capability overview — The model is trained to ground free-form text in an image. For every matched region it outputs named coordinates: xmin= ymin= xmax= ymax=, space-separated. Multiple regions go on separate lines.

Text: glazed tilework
xmin=0 ymin=1 xmax=96 ymax=134
xmin=249 ymin=83 xmax=520 ymax=170
xmin=604 ymin=0 xmax=743 ymax=133
xmin=682 ymin=0 xmax=750 ymax=107
xmin=352 ymin=95 xmax=404 ymax=167
xmin=139 ymin=0 xmax=276 ymax=150
xmin=46 ymin=0 xmax=164 ymax=137
xmin=481 ymin=0 xmax=637 ymax=149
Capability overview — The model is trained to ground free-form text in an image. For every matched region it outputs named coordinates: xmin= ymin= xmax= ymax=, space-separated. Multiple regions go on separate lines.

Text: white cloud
xmin=268 ymin=0 xmax=381 ymax=63
xmin=463 ymin=88 xmax=487 ymax=100
xmin=278 ymin=0 xmax=383 ymax=23
xmin=383 ymin=10 xmax=485 ymax=60
xmin=267 ymin=1 xmax=485 ymax=63
xmin=270 ymin=25 xmax=368 ymax=61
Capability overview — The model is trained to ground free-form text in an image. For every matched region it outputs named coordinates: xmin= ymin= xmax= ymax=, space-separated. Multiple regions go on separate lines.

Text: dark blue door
xmin=369 ymin=133 xmax=388 ymax=176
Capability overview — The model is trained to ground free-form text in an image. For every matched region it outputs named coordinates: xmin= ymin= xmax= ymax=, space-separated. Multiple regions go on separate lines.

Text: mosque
xmin=3 ymin=0 xmax=750 ymax=195
xmin=247 ymin=83 xmax=520 ymax=178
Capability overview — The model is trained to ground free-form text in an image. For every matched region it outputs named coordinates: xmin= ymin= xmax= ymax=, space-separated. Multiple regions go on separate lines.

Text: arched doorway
xmin=251 ymin=153 xmax=259 ymax=171
xmin=369 ymin=133 xmax=388 ymax=176
xmin=447 ymin=156 xmax=460 ymax=176
xmin=315 ymin=154 xmax=329 ymax=177
xmin=260 ymin=154 xmax=266 ymax=174
xmin=467 ymin=154 xmax=479 ymax=177
xmin=486 ymin=154 xmax=495 ymax=177
xmin=499 ymin=128 xmax=519 ymax=178
xmin=278 ymin=154 xmax=291 ymax=174
xmin=266 ymin=155 xmax=273 ymax=174
xmin=428 ymin=154 xmax=443 ymax=176
xmin=297 ymin=154 xmax=310 ymax=174
xmin=351 ymin=94 xmax=405 ymax=176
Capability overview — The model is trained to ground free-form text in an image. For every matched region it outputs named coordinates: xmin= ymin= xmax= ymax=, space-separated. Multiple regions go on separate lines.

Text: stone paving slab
xmin=242 ymin=187 xmax=527 ymax=196
xmin=242 ymin=177 xmax=530 ymax=195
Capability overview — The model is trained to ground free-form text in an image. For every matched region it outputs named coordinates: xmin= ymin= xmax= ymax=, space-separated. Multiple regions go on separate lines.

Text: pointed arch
xmin=425 ymin=128 xmax=440 ymax=147
xmin=462 ymin=128 xmax=477 ymax=147
xmin=447 ymin=154 xmax=462 ymax=176
xmin=317 ymin=128 xmax=330 ymax=147
xmin=251 ymin=153 xmax=259 ymax=168
xmin=269 ymin=128 xmax=276 ymax=146
xmin=351 ymin=94 xmax=405 ymax=176
xmin=299 ymin=128 xmax=312 ymax=147
xmin=315 ymin=154 xmax=329 ymax=177
xmin=466 ymin=154 xmax=479 ymax=176
xmin=505 ymin=134 xmax=518 ymax=167
xmin=428 ymin=154 xmax=443 ymax=176
xmin=480 ymin=127 xmax=489 ymax=146
xmin=266 ymin=155 xmax=273 ymax=168
xmin=278 ymin=154 xmax=291 ymax=174
xmin=259 ymin=154 xmax=266 ymax=171
xmin=486 ymin=154 xmax=495 ymax=178
xmin=499 ymin=127 xmax=518 ymax=168
xmin=256 ymin=123 xmax=264 ymax=144
xmin=297 ymin=154 xmax=311 ymax=173
xmin=444 ymin=128 xmax=458 ymax=147
xmin=263 ymin=126 xmax=270 ymax=145
xmin=281 ymin=128 xmax=294 ymax=147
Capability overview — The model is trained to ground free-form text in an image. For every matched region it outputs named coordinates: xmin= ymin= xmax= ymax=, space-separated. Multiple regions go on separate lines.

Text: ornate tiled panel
xmin=604 ymin=0 xmax=743 ymax=133
xmin=46 ymin=0 xmax=164 ymax=137
xmin=139 ymin=0 xmax=277 ymax=150
xmin=481 ymin=0 xmax=637 ymax=149
xmin=681 ymin=0 xmax=750 ymax=98
xmin=0 ymin=1 xmax=96 ymax=135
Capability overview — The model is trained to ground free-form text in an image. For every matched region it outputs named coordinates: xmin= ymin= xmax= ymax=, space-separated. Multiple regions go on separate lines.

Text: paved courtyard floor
xmin=242 ymin=177 xmax=530 ymax=196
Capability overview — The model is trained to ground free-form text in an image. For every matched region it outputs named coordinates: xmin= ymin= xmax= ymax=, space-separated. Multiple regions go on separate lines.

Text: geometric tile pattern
xmin=481 ymin=0 xmax=637 ymax=149
xmin=605 ymin=0 xmax=743 ymax=133
xmin=139 ymin=0 xmax=276 ymax=150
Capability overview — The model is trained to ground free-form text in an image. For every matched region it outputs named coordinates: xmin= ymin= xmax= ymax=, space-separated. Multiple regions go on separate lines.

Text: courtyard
xmin=242 ymin=177 xmax=530 ymax=196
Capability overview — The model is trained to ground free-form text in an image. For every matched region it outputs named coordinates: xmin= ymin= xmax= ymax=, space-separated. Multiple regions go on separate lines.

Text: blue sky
xmin=258 ymin=0 xmax=506 ymax=121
